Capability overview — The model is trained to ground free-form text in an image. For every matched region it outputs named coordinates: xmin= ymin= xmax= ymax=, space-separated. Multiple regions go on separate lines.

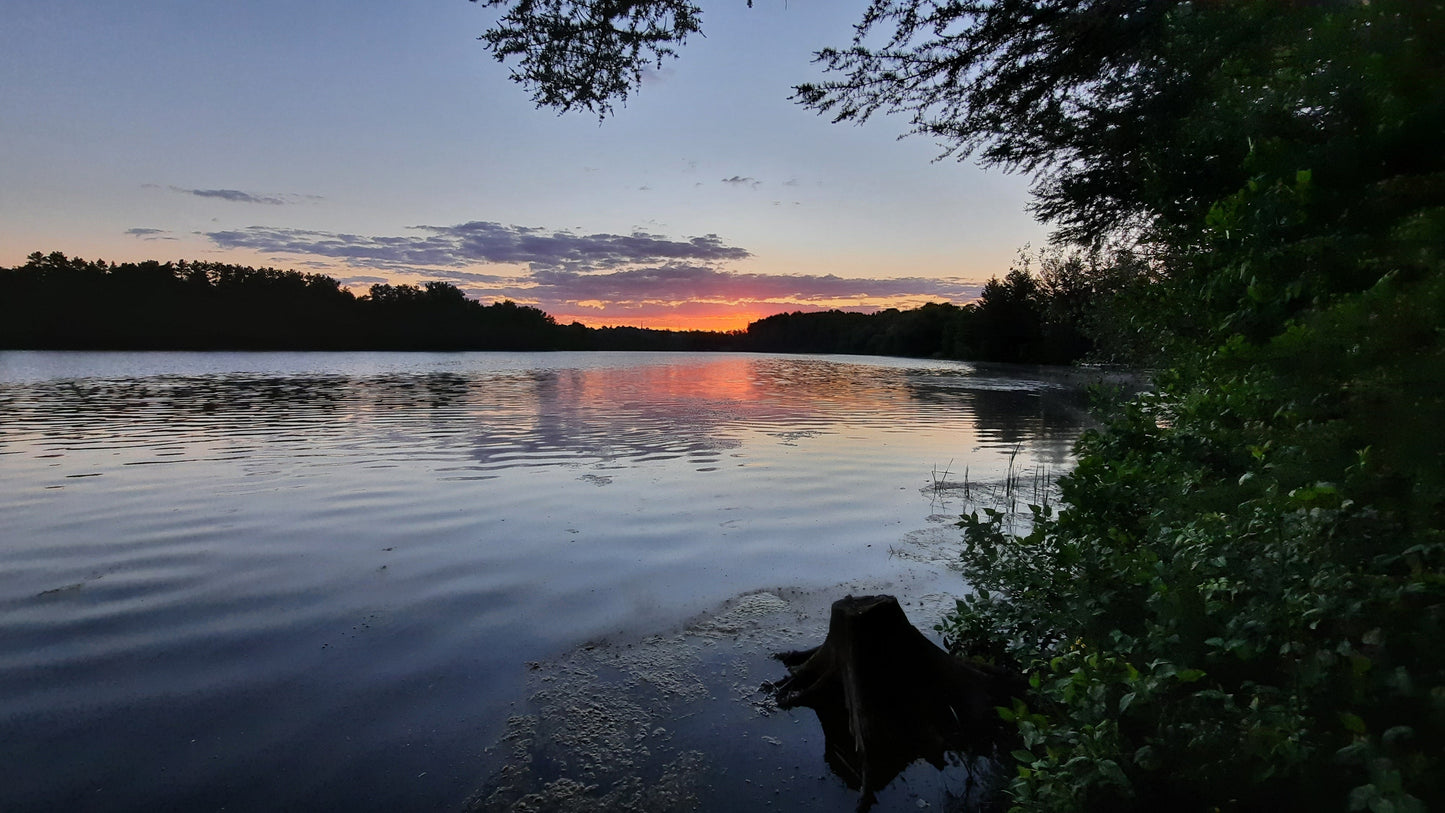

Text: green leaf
xmin=1096 ymin=759 xmax=1129 ymax=787
xmin=1340 ymin=712 xmax=1367 ymax=734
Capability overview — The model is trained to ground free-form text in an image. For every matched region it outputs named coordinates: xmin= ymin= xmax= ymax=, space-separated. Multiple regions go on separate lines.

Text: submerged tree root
xmin=767 ymin=595 xmax=1023 ymax=811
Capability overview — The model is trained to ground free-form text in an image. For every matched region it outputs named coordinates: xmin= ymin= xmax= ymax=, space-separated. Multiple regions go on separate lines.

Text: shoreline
xmin=466 ymin=519 xmax=1004 ymax=812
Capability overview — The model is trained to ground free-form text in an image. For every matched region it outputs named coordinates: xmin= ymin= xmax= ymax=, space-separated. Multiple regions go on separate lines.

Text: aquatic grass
xmin=931 ymin=449 xmax=1060 ymax=535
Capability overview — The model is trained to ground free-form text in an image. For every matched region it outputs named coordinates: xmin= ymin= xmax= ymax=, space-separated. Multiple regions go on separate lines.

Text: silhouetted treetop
xmin=477 ymin=0 xmax=1442 ymax=253
xmin=472 ymin=0 xmax=703 ymax=117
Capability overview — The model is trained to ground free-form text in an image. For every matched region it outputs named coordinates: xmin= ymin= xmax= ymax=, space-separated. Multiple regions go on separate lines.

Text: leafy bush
xmin=941 ymin=270 xmax=1445 ymax=810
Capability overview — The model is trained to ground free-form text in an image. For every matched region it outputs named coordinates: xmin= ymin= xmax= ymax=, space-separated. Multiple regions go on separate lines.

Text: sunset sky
xmin=1 ymin=1 xmax=1046 ymax=331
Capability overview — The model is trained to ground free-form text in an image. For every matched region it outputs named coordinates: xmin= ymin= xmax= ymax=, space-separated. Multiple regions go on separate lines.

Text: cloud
xmin=206 ymin=226 xmax=462 ymax=266
xmin=335 ymin=274 xmax=390 ymax=287
xmin=204 ymin=222 xmax=751 ymax=272
xmin=639 ymin=65 xmax=677 ymax=85
xmin=197 ymin=221 xmax=978 ymax=329
xmin=519 ymin=264 xmax=979 ymax=309
xmin=168 ymin=186 xmax=322 ymax=205
xmin=521 ymin=266 xmax=983 ymax=331
xmin=125 ymin=227 xmax=176 ymax=240
xmin=174 ymin=187 xmax=285 ymax=205
xmin=721 ymin=176 xmax=761 ymax=189
xmin=417 ymin=267 xmax=514 ymax=285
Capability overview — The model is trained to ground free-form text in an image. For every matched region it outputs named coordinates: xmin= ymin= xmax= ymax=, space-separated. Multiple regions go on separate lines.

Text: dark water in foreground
xmin=0 ymin=351 xmax=1091 ymax=811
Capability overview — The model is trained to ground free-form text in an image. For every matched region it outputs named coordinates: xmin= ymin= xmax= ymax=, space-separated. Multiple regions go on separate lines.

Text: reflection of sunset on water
xmin=1 ymin=353 xmax=1086 ymax=479
xmin=0 ymin=350 xmax=1095 ymax=813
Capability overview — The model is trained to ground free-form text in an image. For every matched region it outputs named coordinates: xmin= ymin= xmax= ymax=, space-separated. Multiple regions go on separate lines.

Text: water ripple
xmin=0 ymin=351 xmax=1096 ymax=811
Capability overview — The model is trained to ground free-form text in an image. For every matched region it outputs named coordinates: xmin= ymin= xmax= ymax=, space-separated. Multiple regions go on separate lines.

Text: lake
xmin=0 ymin=351 xmax=1093 ymax=811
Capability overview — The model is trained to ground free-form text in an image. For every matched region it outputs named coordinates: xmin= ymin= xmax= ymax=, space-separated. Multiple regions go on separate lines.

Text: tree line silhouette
xmin=749 ymin=247 xmax=1150 ymax=364
xmin=1 ymin=250 xmax=1144 ymax=363
xmin=1 ymin=252 xmax=563 ymax=351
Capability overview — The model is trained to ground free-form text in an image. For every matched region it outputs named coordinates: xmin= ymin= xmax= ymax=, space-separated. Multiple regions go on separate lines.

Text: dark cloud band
xmin=205 ymin=222 xmax=750 ymax=271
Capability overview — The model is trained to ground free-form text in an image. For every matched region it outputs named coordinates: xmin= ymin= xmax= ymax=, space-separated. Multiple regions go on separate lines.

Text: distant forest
xmin=1 ymin=251 xmax=1149 ymax=364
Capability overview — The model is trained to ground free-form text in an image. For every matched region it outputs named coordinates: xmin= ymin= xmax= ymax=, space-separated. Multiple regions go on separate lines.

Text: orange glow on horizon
xmin=552 ymin=309 xmax=780 ymax=333
xmin=546 ymin=295 xmax=969 ymax=334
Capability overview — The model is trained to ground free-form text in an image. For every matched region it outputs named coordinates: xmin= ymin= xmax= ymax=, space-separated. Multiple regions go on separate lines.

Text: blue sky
xmin=1 ymin=0 xmax=1045 ymax=330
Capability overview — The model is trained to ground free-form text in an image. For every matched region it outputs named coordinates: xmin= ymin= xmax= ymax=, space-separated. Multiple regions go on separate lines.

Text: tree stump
xmin=767 ymin=595 xmax=1022 ymax=810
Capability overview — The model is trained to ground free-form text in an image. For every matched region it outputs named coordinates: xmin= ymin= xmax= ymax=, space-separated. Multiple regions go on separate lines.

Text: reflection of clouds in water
xmin=2 ymin=357 xmax=1094 ymax=475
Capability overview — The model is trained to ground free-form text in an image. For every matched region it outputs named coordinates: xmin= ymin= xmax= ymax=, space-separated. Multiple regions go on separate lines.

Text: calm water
xmin=0 ymin=351 xmax=1089 ymax=811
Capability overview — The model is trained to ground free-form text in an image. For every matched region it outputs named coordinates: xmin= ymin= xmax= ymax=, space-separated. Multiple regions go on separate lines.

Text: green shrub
xmin=942 ymin=271 xmax=1445 ymax=811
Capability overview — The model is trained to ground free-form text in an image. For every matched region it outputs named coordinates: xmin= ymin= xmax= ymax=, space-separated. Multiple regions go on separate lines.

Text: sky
xmin=0 ymin=1 xmax=1047 ymax=331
